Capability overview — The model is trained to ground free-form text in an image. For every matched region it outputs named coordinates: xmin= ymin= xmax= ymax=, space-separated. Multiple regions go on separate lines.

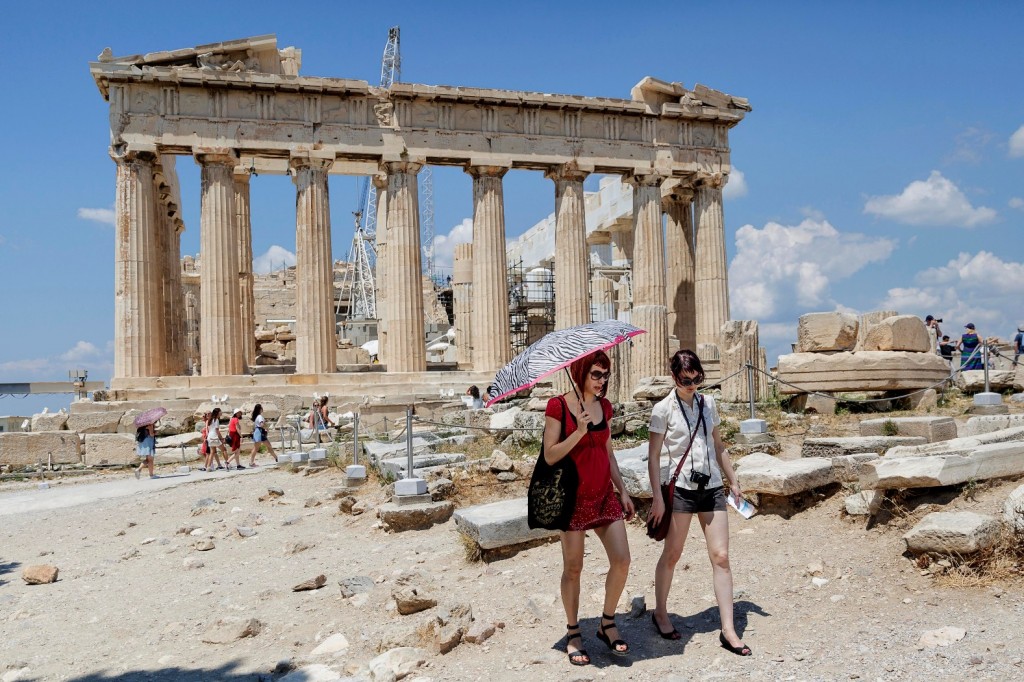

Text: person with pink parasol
xmin=133 ymin=407 xmax=166 ymax=480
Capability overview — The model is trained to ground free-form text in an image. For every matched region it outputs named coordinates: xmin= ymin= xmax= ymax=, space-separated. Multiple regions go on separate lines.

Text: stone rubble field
xmin=3 ymin=409 xmax=1024 ymax=682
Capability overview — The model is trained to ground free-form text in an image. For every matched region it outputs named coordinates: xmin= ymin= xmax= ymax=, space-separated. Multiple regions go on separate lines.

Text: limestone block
xmin=957 ymin=370 xmax=1018 ymax=393
xmin=631 ymin=376 xmax=674 ymax=401
xmin=154 ymin=410 xmax=196 ymax=436
xmin=855 ymin=310 xmax=898 ymax=350
xmin=1003 ymin=484 xmax=1024 ymax=532
xmin=845 ymin=489 xmax=884 ymax=516
xmin=796 ymin=312 xmax=858 ymax=352
xmin=336 ymin=347 xmax=371 ymax=364
xmin=489 ymin=406 xmax=522 ymax=433
xmin=377 ymin=501 xmax=454 ymax=532
xmin=0 ymin=432 xmax=82 ymax=467
xmin=903 ymin=512 xmax=1001 ymax=555
xmin=66 ymin=411 xmax=124 ymax=434
xmin=885 ymin=426 xmax=1024 ymax=459
xmin=510 ymin=411 xmax=545 ymax=443
xmin=255 ymin=328 xmax=276 ymax=342
xmin=613 ymin=444 xmax=664 ymax=499
xmin=829 ymin=453 xmax=880 ymax=482
xmin=860 ymin=315 xmax=931 ymax=352
xmin=156 ymin=432 xmax=203 ymax=449
xmin=720 ymin=320 xmax=761 ymax=403
xmin=84 ymin=433 xmax=138 ymax=465
xmin=734 ymin=453 xmax=835 ymax=495
xmin=776 ymin=351 xmax=950 ymax=394
xmin=453 ymin=498 xmax=559 ymax=550
xmin=859 ymin=416 xmax=957 ymax=442
xmin=860 ymin=441 xmax=1024 ymax=489
xmin=32 ymin=412 xmax=68 ymax=431
xmin=788 ymin=393 xmax=836 ymax=415
xmin=802 ymin=436 xmax=925 ymax=458
xmin=963 ymin=414 xmax=1024 ymax=437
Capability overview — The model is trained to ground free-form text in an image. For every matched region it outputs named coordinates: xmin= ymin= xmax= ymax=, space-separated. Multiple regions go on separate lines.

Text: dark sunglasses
xmin=588 ymin=370 xmax=611 ymax=381
xmin=677 ymin=376 xmax=704 ymax=388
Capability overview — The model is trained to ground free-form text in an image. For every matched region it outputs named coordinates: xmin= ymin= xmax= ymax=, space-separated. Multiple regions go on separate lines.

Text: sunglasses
xmin=588 ymin=370 xmax=611 ymax=381
xmin=677 ymin=376 xmax=704 ymax=388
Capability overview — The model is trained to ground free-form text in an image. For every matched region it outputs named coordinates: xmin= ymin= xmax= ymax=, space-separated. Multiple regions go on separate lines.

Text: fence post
xmin=746 ymin=362 xmax=756 ymax=420
xmin=983 ymin=340 xmax=991 ymax=394
xmin=405 ymin=406 xmax=414 ymax=479
xmin=352 ymin=413 xmax=360 ymax=466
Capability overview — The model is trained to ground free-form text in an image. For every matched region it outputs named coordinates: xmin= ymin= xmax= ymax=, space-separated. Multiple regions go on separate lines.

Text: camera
xmin=689 ymin=470 xmax=711 ymax=487
xmin=935 ymin=318 xmax=943 ymax=324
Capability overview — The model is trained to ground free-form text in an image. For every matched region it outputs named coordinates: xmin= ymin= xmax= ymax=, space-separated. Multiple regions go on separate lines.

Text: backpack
xmin=135 ymin=427 xmax=148 ymax=443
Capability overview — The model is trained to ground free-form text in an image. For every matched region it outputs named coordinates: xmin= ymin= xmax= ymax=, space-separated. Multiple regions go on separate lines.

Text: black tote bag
xmin=527 ymin=397 xmax=578 ymax=531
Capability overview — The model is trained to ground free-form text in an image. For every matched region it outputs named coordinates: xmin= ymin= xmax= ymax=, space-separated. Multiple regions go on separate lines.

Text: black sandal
xmin=565 ymin=624 xmax=590 ymax=666
xmin=596 ymin=612 xmax=629 ymax=656
xmin=719 ymin=631 xmax=752 ymax=656
xmin=651 ymin=613 xmax=681 ymax=640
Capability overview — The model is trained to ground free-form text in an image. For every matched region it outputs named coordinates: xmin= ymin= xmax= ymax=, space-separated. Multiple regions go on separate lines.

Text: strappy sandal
xmin=565 ymin=624 xmax=590 ymax=666
xmin=651 ymin=612 xmax=681 ymax=640
xmin=596 ymin=612 xmax=629 ymax=656
xmin=719 ymin=631 xmax=752 ymax=656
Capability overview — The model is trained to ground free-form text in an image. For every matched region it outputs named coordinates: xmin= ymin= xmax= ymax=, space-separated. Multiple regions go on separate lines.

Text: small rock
xmin=140 ymin=537 xmax=156 ymax=545
xmin=310 ymin=632 xmax=350 ymax=657
xmin=489 ymin=450 xmax=514 ymax=472
xmin=338 ymin=575 xmax=375 ymax=598
xmin=120 ymin=548 xmax=140 ymax=561
xmin=351 ymin=500 xmax=369 ymax=515
xmin=201 ymin=617 xmax=262 ymax=644
xmin=282 ymin=515 xmax=303 ymax=526
xmin=189 ymin=528 xmax=206 ymax=537
xmin=464 ymin=621 xmax=496 ymax=644
xmin=393 ymin=587 xmax=437 ymax=615
xmin=806 ymin=561 xmax=825 ymax=577
xmin=830 ymin=594 xmax=846 ymax=603
xmin=919 ymin=626 xmax=967 ymax=648
xmin=811 ymin=577 xmax=829 ymax=588
xmin=496 ymin=472 xmax=517 ymax=483
xmin=292 ymin=575 xmax=327 ymax=592
xmin=629 ymin=595 xmax=647 ymax=618
xmin=428 ymin=477 xmax=454 ymax=501
xmin=236 ymin=526 xmax=257 ymax=538
xmin=304 ymin=497 xmax=321 ymax=508
xmin=191 ymin=498 xmax=218 ymax=515
xmin=338 ymin=496 xmax=357 ymax=514
xmin=970 ymin=656 xmax=983 ymax=665
xmin=193 ymin=540 xmax=215 ymax=551
xmin=285 ymin=540 xmax=315 ymax=555
xmin=21 ymin=565 xmax=59 ymax=585
xmin=243 ymin=512 xmax=267 ymax=526
xmin=183 ymin=558 xmax=205 ymax=570
xmin=367 ymin=647 xmax=428 ymax=682
xmin=267 ymin=487 xmax=285 ymax=497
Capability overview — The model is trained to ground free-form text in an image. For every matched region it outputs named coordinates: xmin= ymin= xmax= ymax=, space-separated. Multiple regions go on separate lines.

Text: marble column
xmin=167 ymin=220 xmax=186 ymax=374
xmin=546 ymin=164 xmax=590 ymax=330
xmin=720 ymin=320 xmax=761 ymax=403
xmin=112 ymin=148 xmax=164 ymax=378
xmin=694 ymin=173 xmax=730 ymax=347
xmin=452 ymin=243 xmax=473 ymax=367
xmin=291 ymin=155 xmax=336 ymax=375
xmin=372 ymin=174 xmax=390 ymax=364
xmin=195 ymin=149 xmax=244 ymax=376
xmin=383 ymin=162 xmax=426 ymax=372
xmin=234 ymin=169 xmax=256 ymax=370
xmin=664 ymin=187 xmax=696 ymax=351
xmin=467 ymin=166 xmax=511 ymax=371
xmin=591 ymin=273 xmax=615 ymax=322
xmin=628 ymin=173 xmax=669 ymax=389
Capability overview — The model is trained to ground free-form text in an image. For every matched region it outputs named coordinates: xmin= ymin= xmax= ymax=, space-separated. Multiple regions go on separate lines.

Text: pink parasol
xmin=133 ymin=407 xmax=167 ymax=427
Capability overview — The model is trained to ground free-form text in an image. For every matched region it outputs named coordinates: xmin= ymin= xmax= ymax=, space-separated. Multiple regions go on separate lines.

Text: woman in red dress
xmin=542 ymin=350 xmax=635 ymax=666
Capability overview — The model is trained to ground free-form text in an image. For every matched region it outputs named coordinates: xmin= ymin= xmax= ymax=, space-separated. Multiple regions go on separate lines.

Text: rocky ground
xmin=2 ymin=408 xmax=1023 ymax=682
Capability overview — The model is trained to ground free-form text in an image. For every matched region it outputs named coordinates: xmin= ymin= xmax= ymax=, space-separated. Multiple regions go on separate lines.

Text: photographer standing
xmin=646 ymin=349 xmax=750 ymax=656
xmin=925 ymin=315 xmax=943 ymax=353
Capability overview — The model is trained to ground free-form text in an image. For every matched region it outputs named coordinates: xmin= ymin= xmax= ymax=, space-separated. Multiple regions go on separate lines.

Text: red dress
xmin=546 ymin=396 xmax=624 ymax=531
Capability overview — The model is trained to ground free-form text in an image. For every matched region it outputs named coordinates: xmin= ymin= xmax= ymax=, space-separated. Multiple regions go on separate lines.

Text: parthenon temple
xmin=90 ymin=35 xmax=750 ymax=404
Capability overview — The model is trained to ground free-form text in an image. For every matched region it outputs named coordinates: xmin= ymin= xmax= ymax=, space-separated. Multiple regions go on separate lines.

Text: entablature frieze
xmin=93 ymin=66 xmax=743 ymax=179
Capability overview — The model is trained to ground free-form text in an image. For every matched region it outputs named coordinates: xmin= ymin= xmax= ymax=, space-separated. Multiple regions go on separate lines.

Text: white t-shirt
xmin=649 ymin=391 xmax=722 ymax=491
xmin=255 ymin=414 xmax=266 ymax=429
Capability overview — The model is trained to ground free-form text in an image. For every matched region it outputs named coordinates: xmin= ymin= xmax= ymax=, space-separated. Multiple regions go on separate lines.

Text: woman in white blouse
xmin=646 ymin=349 xmax=750 ymax=656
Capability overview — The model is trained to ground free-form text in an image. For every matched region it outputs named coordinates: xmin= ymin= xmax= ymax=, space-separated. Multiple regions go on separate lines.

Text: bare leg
xmin=698 ymin=510 xmax=744 ymax=647
xmin=654 ymin=511 xmax=693 ymax=632
xmin=559 ymin=530 xmax=588 ymax=661
xmin=146 ymin=455 xmax=155 ymax=477
xmin=593 ymin=520 xmax=631 ymax=652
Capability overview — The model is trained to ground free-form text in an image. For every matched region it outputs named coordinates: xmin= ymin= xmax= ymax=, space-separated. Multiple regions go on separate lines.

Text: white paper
xmin=727 ymin=492 xmax=756 ymax=519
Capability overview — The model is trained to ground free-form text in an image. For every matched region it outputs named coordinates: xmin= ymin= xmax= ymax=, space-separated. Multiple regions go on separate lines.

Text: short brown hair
xmin=569 ymin=350 xmax=611 ymax=398
xmin=669 ymin=349 xmax=705 ymax=383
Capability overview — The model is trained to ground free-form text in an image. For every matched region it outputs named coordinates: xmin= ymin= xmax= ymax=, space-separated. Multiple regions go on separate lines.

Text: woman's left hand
xmin=730 ymin=482 xmax=742 ymax=502
xmin=620 ymin=490 xmax=635 ymax=521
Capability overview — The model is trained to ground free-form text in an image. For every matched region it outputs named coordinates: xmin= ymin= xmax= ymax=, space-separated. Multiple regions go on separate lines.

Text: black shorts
xmin=672 ymin=486 xmax=727 ymax=514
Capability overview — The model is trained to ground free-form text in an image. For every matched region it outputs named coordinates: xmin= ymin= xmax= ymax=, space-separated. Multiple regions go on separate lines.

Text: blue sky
xmin=2 ymin=1 xmax=1023 ymax=416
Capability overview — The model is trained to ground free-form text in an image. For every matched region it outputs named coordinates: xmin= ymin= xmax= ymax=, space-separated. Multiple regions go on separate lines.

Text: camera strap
xmin=667 ymin=392 xmax=706 ymax=487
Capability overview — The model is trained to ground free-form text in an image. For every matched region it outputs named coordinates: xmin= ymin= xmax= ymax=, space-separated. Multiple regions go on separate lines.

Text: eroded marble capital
xmin=383 ymin=161 xmax=422 ymax=176
xmin=624 ymin=172 xmax=667 ymax=188
xmin=465 ymin=164 xmax=510 ymax=179
xmin=695 ymin=171 xmax=728 ymax=190
xmin=288 ymin=154 xmax=335 ymax=174
xmin=544 ymin=162 xmax=590 ymax=183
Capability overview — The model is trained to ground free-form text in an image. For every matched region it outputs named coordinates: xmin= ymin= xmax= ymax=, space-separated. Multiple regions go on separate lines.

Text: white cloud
xmin=60 ymin=341 xmax=101 ymax=362
xmin=77 ymin=207 xmax=116 ymax=226
xmin=729 ymin=216 xmax=896 ymax=320
xmin=863 ymin=171 xmax=997 ymax=227
xmin=0 ymin=358 xmax=50 ymax=375
xmin=430 ymin=218 xmax=474 ymax=270
xmin=1010 ymin=125 xmax=1024 ymax=158
xmin=723 ymin=168 xmax=748 ymax=200
xmin=946 ymin=127 xmax=993 ymax=164
xmin=880 ymin=251 xmax=1024 ymax=338
xmin=253 ymin=245 xmax=296 ymax=275
xmin=1009 ymin=197 xmax=1024 ymax=210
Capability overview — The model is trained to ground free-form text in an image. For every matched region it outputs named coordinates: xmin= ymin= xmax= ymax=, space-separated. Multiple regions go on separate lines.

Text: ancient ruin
xmin=89 ymin=34 xmax=749 ymax=405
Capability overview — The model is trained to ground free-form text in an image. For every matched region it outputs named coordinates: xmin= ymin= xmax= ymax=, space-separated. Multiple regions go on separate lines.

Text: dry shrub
xmin=932 ymin=528 xmax=1024 ymax=587
xmin=459 ymin=532 xmax=483 ymax=563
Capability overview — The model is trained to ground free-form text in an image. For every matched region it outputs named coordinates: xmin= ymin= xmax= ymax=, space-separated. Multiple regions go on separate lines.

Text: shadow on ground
xmin=0 ymin=558 xmax=21 ymax=586
xmin=546 ymin=599 xmax=770 ymax=669
xmin=61 ymin=660 xmax=276 ymax=682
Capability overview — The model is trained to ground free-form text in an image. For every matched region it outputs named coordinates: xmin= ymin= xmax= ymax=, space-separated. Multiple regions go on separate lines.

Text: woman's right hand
xmin=649 ymin=493 xmax=665 ymax=526
xmin=574 ymin=402 xmax=593 ymax=432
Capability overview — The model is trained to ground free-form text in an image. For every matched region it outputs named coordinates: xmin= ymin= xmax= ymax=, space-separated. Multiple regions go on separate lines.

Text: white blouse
xmin=649 ymin=391 xmax=723 ymax=491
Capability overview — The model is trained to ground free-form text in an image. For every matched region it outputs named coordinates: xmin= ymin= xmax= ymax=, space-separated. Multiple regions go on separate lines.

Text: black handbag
xmin=527 ymin=396 xmax=578 ymax=531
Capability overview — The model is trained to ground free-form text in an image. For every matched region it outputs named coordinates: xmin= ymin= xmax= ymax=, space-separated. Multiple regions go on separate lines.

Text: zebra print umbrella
xmin=485 ymin=321 xmax=646 ymax=406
